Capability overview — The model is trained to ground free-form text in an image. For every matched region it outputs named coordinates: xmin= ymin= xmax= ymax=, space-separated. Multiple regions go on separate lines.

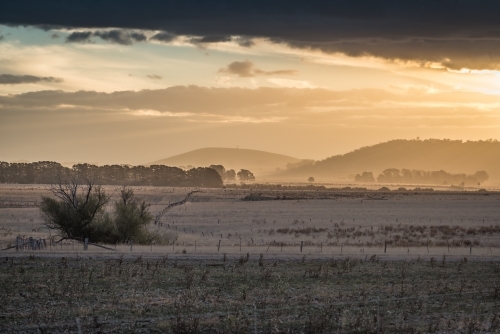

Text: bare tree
xmin=40 ymin=176 xmax=110 ymax=242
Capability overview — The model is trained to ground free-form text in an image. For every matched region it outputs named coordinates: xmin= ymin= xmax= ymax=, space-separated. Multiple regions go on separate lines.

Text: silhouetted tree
xmin=308 ymin=177 xmax=315 ymax=183
xmin=376 ymin=168 xmax=488 ymax=186
xmin=354 ymin=172 xmax=375 ymax=183
xmin=237 ymin=169 xmax=255 ymax=183
xmin=225 ymin=169 xmax=236 ymax=182
xmin=40 ymin=180 xmax=159 ymax=244
xmin=472 ymin=171 xmax=489 ymax=183
xmin=112 ymin=187 xmax=154 ymax=244
xmin=209 ymin=165 xmax=226 ymax=177
xmin=39 ymin=176 xmax=111 ymax=242
xmin=0 ymin=161 xmax=223 ymax=187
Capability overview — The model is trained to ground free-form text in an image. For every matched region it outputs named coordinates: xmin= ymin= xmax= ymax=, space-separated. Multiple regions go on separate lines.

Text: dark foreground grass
xmin=0 ymin=254 xmax=499 ymax=333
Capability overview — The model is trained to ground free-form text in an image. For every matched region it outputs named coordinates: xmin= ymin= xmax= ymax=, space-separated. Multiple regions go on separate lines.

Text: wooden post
xmin=240 ymin=240 xmax=241 ymax=252
xmin=218 ymin=240 xmax=221 ymax=252
xmin=447 ymin=242 xmax=450 ymax=253
xmin=195 ymin=241 xmax=197 ymax=252
xmin=320 ymin=242 xmax=322 ymax=253
xmin=84 ymin=238 xmax=89 ymax=251
xmin=130 ymin=240 xmax=133 ymax=252
xmin=470 ymin=245 xmax=472 ymax=255
xmin=300 ymin=241 xmax=303 ymax=253
xmin=384 ymin=242 xmax=387 ymax=253
xmin=281 ymin=242 xmax=283 ymax=252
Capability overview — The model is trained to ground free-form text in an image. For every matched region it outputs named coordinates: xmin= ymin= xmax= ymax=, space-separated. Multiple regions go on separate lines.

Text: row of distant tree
xmin=209 ymin=165 xmax=255 ymax=183
xmin=0 ymin=161 xmax=258 ymax=187
xmin=354 ymin=169 xmax=489 ymax=186
xmin=0 ymin=161 xmax=223 ymax=187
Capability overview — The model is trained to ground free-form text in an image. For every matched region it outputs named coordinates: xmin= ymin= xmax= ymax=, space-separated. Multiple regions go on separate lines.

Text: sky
xmin=1 ymin=0 xmax=500 ymax=165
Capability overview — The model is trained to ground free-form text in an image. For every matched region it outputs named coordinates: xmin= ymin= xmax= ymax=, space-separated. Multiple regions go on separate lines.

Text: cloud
xmin=189 ymin=35 xmax=231 ymax=45
xmin=66 ymin=29 xmax=147 ymax=45
xmin=66 ymin=31 xmax=92 ymax=43
xmin=150 ymin=31 xmax=177 ymax=43
xmin=93 ymin=30 xmax=147 ymax=45
xmin=4 ymin=1 xmax=500 ymax=69
xmin=232 ymin=37 xmax=255 ymax=47
xmin=2 ymin=86 xmax=500 ymax=119
xmin=146 ymin=74 xmax=162 ymax=80
xmin=0 ymin=74 xmax=63 ymax=84
xmin=219 ymin=60 xmax=296 ymax=77
xmin=51 ymin=33 xmax=59 ymax=39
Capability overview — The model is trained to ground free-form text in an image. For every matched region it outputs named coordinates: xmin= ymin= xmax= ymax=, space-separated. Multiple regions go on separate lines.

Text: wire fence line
xmin=3 ymin=236 xmax=500 ymax=254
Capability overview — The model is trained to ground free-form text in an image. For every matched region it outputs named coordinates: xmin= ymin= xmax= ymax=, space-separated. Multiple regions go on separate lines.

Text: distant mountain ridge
xmin=280 ymin=139 xmax=500 ymax=183
xmin=148 ymin=148 xmax=300 ymax=176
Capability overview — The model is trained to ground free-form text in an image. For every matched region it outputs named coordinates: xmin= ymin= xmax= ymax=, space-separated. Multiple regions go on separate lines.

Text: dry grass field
xmin=1 ymin=184 xmax=500 ymax=332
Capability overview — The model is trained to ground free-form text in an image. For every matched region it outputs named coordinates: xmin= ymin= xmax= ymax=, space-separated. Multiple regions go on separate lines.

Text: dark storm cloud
xmin=150 ymin=31 xmax=177 ymax=43
xmin=190 ymin=35 xmax=231 ymax=44
xmin=94 ymin=30 xmax=147 ymax=45
xmin=3 ymin=1 xmax=500 ymax=69
xmin=66 ymin=31 xmax=92 ymax=43
xmin=0 ymin=74 xmax=63 ymax=84
xmin=219 ymin=61 xmax=296 ymax=77
xmin=66 ymin=29 xmax=147 ymax=45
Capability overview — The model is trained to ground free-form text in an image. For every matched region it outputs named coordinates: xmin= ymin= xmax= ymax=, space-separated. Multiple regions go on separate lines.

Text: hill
xmin=148 ymin=148 xmax=300 ymax=176
xmin=280 ymin=139 xmax=500 ymax=184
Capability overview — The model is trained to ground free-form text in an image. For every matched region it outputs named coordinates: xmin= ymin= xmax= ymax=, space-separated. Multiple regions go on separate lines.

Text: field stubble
xmin=1 ymin=185 xmax=500 ymax=332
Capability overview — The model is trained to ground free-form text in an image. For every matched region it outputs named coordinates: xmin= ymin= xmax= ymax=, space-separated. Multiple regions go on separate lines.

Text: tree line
xmin=0 ymin=161 xmax=223 ymax=187
xmin=355 ymin=169 xmax=489 ymax=186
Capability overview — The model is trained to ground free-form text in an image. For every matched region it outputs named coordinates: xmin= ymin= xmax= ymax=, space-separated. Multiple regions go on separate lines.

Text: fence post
xmin=377 ymin=294 xmax=380 ymax=334
xmin=84 ymin=238 xmax=89 ymax=251
xmin=218 ymin=240 xmax=221 ymax=252
xmin=76 ymin=317 xmax=82 ymax=334
xmin=320 ymin=242 xmax=322 ymax=253
xmin=240 ymin=240 xmax=241 ymax=252
xmin=195 ymin=241 xmax=197 ymax=252
xmin=384 ymin=242 xmax=387 ymax=254
xmin=300 ymin=241 xmax=303 ymax=253
xmin=253 ymin=304 xmax=258 ymax=334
